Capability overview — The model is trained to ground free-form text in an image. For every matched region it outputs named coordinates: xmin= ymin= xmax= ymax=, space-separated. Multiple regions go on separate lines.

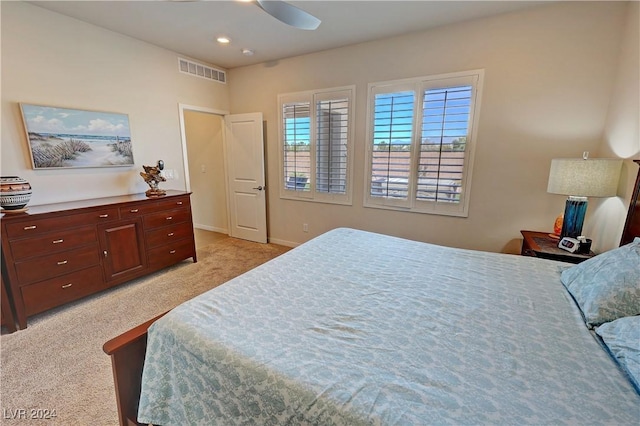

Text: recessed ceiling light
xmin=242 ymin=48 xmax=254 ymax=56
xmin=216 ymin=36 xmax=231 ymax=44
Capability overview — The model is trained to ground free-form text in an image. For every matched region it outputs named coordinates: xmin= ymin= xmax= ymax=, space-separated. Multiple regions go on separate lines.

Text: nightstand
xmin=520 ymin=230 xmax=595 ymax=264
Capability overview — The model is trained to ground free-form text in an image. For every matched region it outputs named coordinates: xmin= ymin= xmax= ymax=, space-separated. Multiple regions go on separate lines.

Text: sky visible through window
xmin=422 ymin=86 xmax=472 ymax=146
xmin=284 ymin=85 xmax=471 ymax=147
xmin=373 ymin=91 xmax=414 ymax=146
xmin=285 ymin=117 xmax=310 ymax=145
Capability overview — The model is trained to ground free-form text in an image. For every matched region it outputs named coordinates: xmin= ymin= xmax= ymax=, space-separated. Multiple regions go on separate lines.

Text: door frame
xmin=178 ymin=103 xmax=230 ymax=234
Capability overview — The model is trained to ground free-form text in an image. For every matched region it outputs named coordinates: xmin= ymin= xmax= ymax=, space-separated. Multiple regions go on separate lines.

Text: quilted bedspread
xmin=138 ymin=228 xmax=640 ymax=425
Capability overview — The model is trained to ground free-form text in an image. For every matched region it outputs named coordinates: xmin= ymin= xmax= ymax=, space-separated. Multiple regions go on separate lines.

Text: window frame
xmin=278 ymin=85 xmax=355 ymax=205
xmin=364 ymin=70 xmax=484 ymax=217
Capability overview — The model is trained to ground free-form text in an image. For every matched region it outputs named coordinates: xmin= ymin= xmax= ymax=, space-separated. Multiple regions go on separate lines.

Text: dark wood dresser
xmin=1 ymin=190 xmax=196 ymax=331
xmin=1 ymin=269 xmax=17 ymax=333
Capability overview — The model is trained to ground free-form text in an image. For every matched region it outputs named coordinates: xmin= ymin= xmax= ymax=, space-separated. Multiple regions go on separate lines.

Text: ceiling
xmin=30 ymin=0 xmax=546 ymax=69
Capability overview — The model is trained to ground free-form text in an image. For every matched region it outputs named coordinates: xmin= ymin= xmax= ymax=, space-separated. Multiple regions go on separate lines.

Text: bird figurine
xmin=140 ymin=160 xmax=166 ymax=197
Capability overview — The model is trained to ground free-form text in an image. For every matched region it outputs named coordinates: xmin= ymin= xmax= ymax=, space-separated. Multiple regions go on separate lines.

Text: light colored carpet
xmin=0 ymin=237 xmax=290 ymax=425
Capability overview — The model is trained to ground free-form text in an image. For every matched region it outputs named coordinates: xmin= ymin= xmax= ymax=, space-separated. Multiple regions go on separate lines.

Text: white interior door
xmin=224 ymin=113 xmax=267 ymax=243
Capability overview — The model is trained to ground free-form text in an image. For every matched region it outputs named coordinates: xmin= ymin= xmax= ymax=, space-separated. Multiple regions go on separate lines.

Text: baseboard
xmin=194 ymin=225 xmax=299 ymax=248
xmin=267 ymin=237 xmax=299 ymax=248
xmin=194 ymin=224 xmax=228 ymax=234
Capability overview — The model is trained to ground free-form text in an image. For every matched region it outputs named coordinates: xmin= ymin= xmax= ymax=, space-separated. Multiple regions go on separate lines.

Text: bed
xmin=104 ymin=161 xmax=640 ymax=425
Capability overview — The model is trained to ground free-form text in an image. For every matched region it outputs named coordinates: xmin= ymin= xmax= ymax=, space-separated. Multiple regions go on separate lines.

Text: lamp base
xmin=560 ymin=196 xmax=587 ymax=239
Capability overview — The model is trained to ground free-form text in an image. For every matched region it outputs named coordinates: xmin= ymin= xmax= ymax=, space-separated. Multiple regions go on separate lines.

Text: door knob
xmin=252 ymin=185 xmax=264 ymax=191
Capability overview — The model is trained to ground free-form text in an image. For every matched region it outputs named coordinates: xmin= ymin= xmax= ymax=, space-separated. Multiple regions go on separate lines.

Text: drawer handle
xmin=24 ymin=225 xmax=37 ymax=230
xmin=166 ymin=216 xmax=173 ymax=220
xmin=130 ymin=209 xmax=139 ymax=213
xmin=52 ymin=239 xmax=64 ymax=244
xmin=176 ymin=201 xmax=183 ymax=205
xmin=61 ymin=283 xmax=73 ymax=289
xmin=169 ymin=250 xmax=176 ymax=254
xmin=167 ymin=232 xmax=175 ymax=237
xmin=57 ymin=260 xmax=68 ymax=265
xmin=99 ymin=214 xmax=109 ymax=218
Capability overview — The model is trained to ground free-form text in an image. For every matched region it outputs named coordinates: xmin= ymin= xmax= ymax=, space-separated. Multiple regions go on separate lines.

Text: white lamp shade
xmin=547 ymin=158 xmax=622 ymax=197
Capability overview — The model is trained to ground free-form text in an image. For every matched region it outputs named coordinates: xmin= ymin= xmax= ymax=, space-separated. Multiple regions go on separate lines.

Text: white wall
xmin=228 ymin=1 xmax=627 ymax=252
xmin=1 ymin=2 xmax=229 ymax=205
xmin=590 ymin=1 xmax=640 ymax=251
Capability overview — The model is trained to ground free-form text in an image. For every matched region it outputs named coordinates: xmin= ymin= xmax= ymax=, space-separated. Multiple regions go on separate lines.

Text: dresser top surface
xmin=1 ymin=190 xmax=191 ymax=220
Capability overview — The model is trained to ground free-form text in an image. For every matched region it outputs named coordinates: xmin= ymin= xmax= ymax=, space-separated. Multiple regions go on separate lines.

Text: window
xmin=279 ymin=86 xmax=354 ymax=205
xmin=365 ymin=70 xmax=483 ymax=217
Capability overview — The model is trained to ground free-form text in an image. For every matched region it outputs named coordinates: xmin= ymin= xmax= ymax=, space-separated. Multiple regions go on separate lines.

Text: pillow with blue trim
xmin=561 ymin=237 xmax=640 ymax=327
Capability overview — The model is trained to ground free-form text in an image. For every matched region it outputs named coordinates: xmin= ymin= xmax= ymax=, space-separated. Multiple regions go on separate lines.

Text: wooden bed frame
xmin=103 ymin=313 xmax=167 ymax=426
xmin=103 ymin=160 xmax=640 ymax=426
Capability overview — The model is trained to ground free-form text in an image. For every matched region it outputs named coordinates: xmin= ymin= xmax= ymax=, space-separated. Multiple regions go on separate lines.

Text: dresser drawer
xmin=147 ymin=239 xmax=195 ymax=270
xmin=145 ymin=222 xmax=193 ymax=249
xmin=119 ymin=196 xmax=190 ymax=219
xmin=143 ymin=207 xmax=191 ymax=230
xmin=5 ymin=208 xmax=119 ymax=238
xmin=21 ymin=265 xmax=104 ymax=316
xmin=119 ymin=202 xmax=160 ymax=218
xmin=9 ymin=226 xmax=97 ymax=260
xmin=15 ymin=245 xmax=100 ymax=286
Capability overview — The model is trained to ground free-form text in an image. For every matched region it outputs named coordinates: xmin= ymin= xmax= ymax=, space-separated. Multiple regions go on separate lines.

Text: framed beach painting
xmin=19 ymin=103 xmax=135 ymax=169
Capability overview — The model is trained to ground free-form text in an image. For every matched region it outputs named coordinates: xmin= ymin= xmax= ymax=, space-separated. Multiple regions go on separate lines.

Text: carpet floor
xmin=0 ymin=237 xmax=290 ymax=425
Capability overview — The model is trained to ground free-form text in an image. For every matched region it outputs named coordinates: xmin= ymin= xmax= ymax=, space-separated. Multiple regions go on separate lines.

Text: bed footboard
xmin=103 ymin=312 xmax=167 ymax=426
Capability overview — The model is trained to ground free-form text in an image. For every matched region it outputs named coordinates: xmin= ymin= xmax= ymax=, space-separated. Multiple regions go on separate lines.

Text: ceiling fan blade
xmin=256 ymin=0 xmax=321 ymax=30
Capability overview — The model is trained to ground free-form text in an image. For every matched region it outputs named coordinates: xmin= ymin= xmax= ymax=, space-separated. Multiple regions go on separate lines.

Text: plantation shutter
xmin=316 ymin=96 xmax=349 ymax=194
xmin=417 ymin=85 xmax=473 ymax=203
xmin=282 ymin=101 xmax=311 ymax=192
xmin=370 ymin=90 xmax=415 ymax=201
xmin=365 ymin=70 xmax=483 ymax=217
xmin=279 ymin=86 xmax=354 ymax=205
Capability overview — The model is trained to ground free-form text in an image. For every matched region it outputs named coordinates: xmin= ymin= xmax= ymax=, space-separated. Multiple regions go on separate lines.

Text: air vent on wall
xmin=178 ymin=58 xmax=226 ymax=84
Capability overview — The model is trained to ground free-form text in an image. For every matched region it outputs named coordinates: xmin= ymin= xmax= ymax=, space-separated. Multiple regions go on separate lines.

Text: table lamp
xmin=547 ymin=153 xmax=622 ymax=239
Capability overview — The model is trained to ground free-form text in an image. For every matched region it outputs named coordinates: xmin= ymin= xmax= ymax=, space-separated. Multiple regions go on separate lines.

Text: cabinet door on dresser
xmin=98 ymin=218 xmax=147 ymax=285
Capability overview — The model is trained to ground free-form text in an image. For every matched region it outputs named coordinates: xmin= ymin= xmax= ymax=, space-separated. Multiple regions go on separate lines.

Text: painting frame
xmin=19 ymin=103 xmax=135 ymax=169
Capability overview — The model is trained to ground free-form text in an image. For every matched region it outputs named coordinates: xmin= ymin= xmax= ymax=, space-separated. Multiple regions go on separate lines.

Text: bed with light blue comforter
xmin=138 ymin=228 xmax=640 ymax=425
